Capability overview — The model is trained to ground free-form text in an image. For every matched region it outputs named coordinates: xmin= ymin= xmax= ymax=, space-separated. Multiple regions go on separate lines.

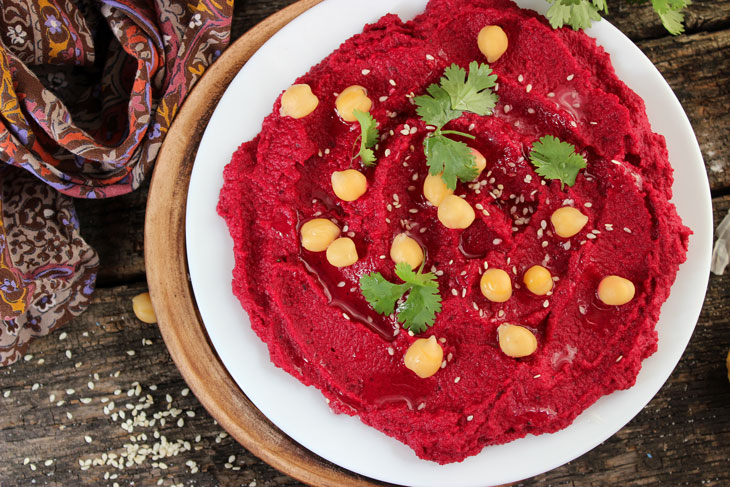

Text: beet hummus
xmin=217 ymin=0 xmax=690 ymax=464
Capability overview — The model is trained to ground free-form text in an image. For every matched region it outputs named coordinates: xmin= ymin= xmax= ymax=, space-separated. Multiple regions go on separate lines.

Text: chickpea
xmin=300 ymin=218 xmax=340 ymax=252
xmin=326 ymin=237 xmax=358 ymax=267
xmin=331 ymin=169 xmax=367 ymax=201
xmin=423 ymin=173 xmax=454 ymax=207
xmin=597 ymin=275 xmax=635 ymax=306
xmin=550 ymin=206 xmax=589 ymax=238
xmin=280 ymin=84 xmax=319 ymax=119
xmin=438 ymin=195 xmax=475 ymax=229
xmin=335 ymin=85 xmax=372 ymax=122
xmin=470 ymin=148 xmax=487 ymax=175
xmin=390 ymin=233 xmax=424 ymax=270
xmin=132 ymin=292 xmax=157 ymax=324
xmin=523 ymin=265 xmax=553 ymax=296
xmin=404 ymin=336 xmax=444 ymax=379
xmin=497 ymin=324 xmax=537 ymax=358
xmin=480 ymin=268 xmax=512 ymax=302
xmin=477 ymin=25 xmax=509 ymax=63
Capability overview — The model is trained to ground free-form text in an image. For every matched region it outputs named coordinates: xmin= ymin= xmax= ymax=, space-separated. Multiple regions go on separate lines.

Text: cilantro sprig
xmin=529 ymin=135 xmax=587 ymax=189
xmin=359 ymin=262 xmax=442 ymax=334
xmin=414 ymin=61 xmax=498 ymax=190
xmin=353 ymin=109 xmax=379 ymax=166
xmin=545 ymin=0 xmax=689 ymax=35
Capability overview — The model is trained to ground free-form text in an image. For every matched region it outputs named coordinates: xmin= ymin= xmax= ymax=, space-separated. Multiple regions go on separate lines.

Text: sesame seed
xmin=493 ymin=238 xmax=502 ymax=245
xmin=361 ymin=69 xmax=370 ymax=75
xmin=379 ymin=95 xmax=388 ymax=102
xmin=426 ymin=54 xmax=435 ymax=60
xmin=584 ymin=202 xmax=593 ymax=208
xmin=526 ymin=84 xmax=532 ymax=93
xmin=466 ymin=415 xmax=474 ymax=421
xmin=624 ymin=227 xmax=632 ymax=233
xmin=454 ymin=377 xmax=461 ymax=383
xmin=567 ymin=74 xmax=575 ymax=81
xmin=543 ymin=300 xmax=549 ymax=308
xmin=389 ymin=79 xmax=396 ymax=86
xmin=65 ymin=350 xmax=72 ymax=359
xmin=616 ymin=355 xmax=623 ymax=362
xmin=503 ymin=104 xmax=511 ymax=113
xmin=451 ymin=289 xmax=458 ymax=296
xmin=586 ymin=233 xmax=596 ymax=239
xmin=518 ymin=74 xmax=524 ymax=83
xmin=126 ymin=350 xmax=135 ymax=356
xmin=570 ymin=121 xmax=578 ymax=128
xmin=533 ymin=374 xmax=541 ymax=379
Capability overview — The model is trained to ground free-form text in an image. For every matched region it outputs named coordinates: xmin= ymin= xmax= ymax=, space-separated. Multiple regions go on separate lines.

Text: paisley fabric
xmin=0 ymin=0 xmax=233 ymax=365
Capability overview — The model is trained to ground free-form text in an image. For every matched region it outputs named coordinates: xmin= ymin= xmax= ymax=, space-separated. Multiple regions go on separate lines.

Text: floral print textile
xmin=0 ymin=0 xmax=233 ymax=365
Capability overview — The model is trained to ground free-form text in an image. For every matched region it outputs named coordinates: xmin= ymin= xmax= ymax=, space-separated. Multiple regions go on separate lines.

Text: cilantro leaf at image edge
xmin=529 ymin=135 xmax=587 ymax=189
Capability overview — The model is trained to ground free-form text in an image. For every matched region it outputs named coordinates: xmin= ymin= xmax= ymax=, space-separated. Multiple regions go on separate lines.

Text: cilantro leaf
xmin=545 ymin=0 xmax=605 ymax=30
xmin=424 ymin=135 xmax=478 ymax=190
xmin=544 ymin=0 xmax=688 ymax=35
xmin=652 ymin=0 xmax=690 ymax=35
xmin=529 ymin=135 xmax=587 ymax=189
xmin=414 ymin=62 xmax=497 ymax=189
xmin=359 ymin=262 xmax=442 ymax=333
xmin=394 ymin=263 xmax=442 ymax=333
xmin=353 ymin=109 xmax=379 ymax=166
xmin=414 ymin=84 xmax=462 ymax=129
xmin=440 ymin=61 xmax=498 ymax=116
xmin=360 ymin=272 xmax=406 ymax=315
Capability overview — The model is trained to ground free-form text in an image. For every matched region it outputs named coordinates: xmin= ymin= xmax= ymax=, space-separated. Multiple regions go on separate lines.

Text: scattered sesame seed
xmin=624 ymin=227 xmax=632 ymax=233
xmin=586 ymin=233 xmax=597 ymax=240
xmin=126 ymin=350 xmax=135 ymax=356
xmin=342 ymin=313 xmax=351 ymax=321
xmin=543 ymin=300 xmax=550 ymax=308
xmin=389 ymin=79 xmax=396 ymax=86
xmin=570 ymin=121 xmax=578 ymax=128
xmin=493 ymin=238 xmax=502 ymax=245
xmin=85 ymin=436 xmax=92 ymax=443
xmin=567 ymin=74 xmax=575 ymax=81
xmin=454 ymin=377 xmax=461 ymax=383
xmin=616 ymin=355 xmax=623 ymax=362
xmin=65 ymin=350 xmax=72 ymax=359
xmin=526 ymin=84 xmax=532 ymax=93
xmin=466 ymin=415 xmax=474 ymax=422
xmin=533 ymin=374 xmax=541 ymax=379
xmin=361 ymin=69 xmax=370 ymax=75
xmin=426 ymin=54 xmax=435 ymax=60
xmin=518 ymin=74 xmax=524 ymax=83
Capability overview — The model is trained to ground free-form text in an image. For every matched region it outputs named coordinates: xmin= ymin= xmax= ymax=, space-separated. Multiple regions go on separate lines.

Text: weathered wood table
xmin=2 ymin=1 xmax=729 ymax=486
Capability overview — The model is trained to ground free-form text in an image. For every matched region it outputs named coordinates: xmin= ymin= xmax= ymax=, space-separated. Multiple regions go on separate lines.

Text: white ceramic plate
xmin=186 ymin=1 xmax=712 ymax=485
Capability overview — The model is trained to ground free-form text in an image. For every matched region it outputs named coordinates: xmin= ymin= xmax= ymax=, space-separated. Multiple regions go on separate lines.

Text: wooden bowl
xmin=145 ymin=1 xmax=395 ymax=485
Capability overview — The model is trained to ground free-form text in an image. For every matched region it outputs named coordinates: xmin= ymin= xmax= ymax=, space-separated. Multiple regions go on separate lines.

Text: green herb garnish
xmin=529 ymin=135 xmax=587 ymax=189
xmin=414 ymin=61 xmax=498 ymax=190
xmin=353 ymin=109 xmax=379 ymax=166
xmin=359 ymin=262 xmax=442 ymax=334
xmin=545 ymin=0 xmax=689 ymax=35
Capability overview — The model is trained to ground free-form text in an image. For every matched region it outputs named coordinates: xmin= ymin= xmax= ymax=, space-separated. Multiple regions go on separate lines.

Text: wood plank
xmin=2 ymin=196 xmax=728 ymax=486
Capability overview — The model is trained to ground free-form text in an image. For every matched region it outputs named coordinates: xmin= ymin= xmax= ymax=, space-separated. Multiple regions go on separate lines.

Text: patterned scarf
xmin=0 ymin=0 xmax=233 ymax=365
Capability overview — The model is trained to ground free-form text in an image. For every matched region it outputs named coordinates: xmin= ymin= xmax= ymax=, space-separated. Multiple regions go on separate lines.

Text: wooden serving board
xmin=145 ymin=1 xmax=396 ymax=486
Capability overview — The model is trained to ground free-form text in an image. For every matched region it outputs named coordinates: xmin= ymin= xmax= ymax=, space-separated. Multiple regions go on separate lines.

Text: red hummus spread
xmin=218 ymin=0 xmax=690 ymax=464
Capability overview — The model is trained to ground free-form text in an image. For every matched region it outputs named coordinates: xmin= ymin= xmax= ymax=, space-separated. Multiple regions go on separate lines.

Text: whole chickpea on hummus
xmin=218 ymin=0 xmax=690 ymax=464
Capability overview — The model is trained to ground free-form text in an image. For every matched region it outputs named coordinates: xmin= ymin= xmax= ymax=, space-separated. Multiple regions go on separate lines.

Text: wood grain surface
xmin=2 ymin=1 xmax=730 ymax=486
